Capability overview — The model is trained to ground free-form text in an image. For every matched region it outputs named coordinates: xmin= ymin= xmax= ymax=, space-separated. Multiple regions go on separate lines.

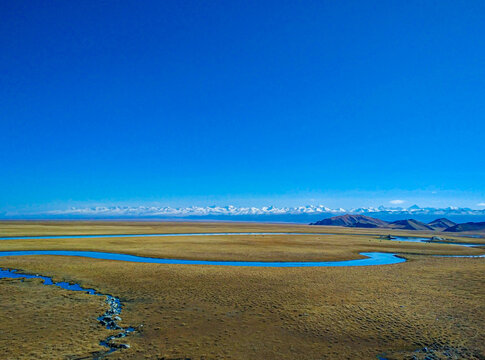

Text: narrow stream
xmin=0 ymin=268 xmax=135 ymax=359
xmin=0 ymin=232 xmax=483 ymax=358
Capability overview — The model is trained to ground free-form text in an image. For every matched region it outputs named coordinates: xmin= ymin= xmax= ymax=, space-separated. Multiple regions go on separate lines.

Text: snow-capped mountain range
xmin=44 ymin=204 xmax=485 ymax=217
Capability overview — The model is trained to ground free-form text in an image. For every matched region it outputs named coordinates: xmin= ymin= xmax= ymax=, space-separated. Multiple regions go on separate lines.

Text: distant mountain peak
xmin=428 ymin=218 xmax=456 ymax=230
xmin=311 ymin=214 xmax=484 ymax=233
xmin=390 ymin=219 xmax=435 ymax=231
xmin=20 ymin=204 xmax=485 ymax=219
xmin=311 ymin=214 xmax=389 ymax=228
xmin=444 ymin=222 xmax=485 ymax=233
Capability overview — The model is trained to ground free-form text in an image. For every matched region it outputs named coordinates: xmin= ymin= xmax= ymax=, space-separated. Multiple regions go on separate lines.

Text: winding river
xmin=0 ymin=232 xmax=482 ymax=267
xmin=0 ymin=250 xmax=408 ymax=267
xmin=0 ymin=232 xmax=483 ymax=358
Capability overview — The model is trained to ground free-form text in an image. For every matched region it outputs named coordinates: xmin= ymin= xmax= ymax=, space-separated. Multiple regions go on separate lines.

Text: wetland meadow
xmin=0 ymin=221 xmax=484 ymax=359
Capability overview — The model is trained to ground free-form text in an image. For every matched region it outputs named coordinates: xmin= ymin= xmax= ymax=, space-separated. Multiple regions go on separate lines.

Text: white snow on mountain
xmin=45 ymin=205 xmax=485 ymax=217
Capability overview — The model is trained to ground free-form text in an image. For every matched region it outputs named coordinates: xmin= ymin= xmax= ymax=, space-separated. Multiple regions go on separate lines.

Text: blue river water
xmin=0 ymin=232 xmax=333 ymax=241
xmin=0 ymin=267 xmax=134 ymax=355
xmin=0 ymin=232 xmax=482 ymax=358
xmin=0 ymin=250 xmax=407 ymax=267
xmin=0 ymin=231 xmax=481 ymax=247
xmin=0 ymin=268 xmax=99 ymax=293
xmin=0 ymin=232 xmax=482 ymax=267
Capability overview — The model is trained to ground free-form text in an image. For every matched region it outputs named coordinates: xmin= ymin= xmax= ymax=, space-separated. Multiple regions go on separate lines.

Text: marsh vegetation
xmin=0 ymin=221 xmax=483 ymax=359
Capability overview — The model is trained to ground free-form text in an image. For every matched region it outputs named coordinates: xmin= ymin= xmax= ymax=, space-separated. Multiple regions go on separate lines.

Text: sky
xmin=1 ymin=1 xmax=484 ymax=215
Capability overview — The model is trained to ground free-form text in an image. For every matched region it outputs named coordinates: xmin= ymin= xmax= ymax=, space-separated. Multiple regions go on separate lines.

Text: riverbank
xmin=0 ymin=222 xmax=483 ymax=359
xmin=0 ymin=254 xmax=483 ymax=359
xmin=0 ymin=232 xmax=483 ymax=263
xmin=1 ymin=221 xmax=484 ymax=245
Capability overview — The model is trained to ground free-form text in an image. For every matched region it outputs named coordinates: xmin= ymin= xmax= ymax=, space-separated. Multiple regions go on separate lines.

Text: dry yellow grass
xmin=0 ymin=221 xmax=483 ymax=262
xmin=1 ymin=255 xmax=484 ymax=360
xmin=0 ymin=233 xmax=483 ymax=262
xmin=0 ymin=220 xmax=483 ymax=244
xmin=0 ymin=221 xmax=484 ymax=359
xmin=0 ymin=276 xmax=111 ymax=359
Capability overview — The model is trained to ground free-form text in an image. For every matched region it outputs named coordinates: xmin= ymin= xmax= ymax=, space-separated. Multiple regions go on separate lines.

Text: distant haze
xmin=3 ymin=205 xmax=484 ymax=223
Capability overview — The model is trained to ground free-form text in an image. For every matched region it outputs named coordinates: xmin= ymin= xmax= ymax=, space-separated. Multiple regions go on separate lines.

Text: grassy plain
xmin=1 ymin=220 xmax=484 ymax=244
xmin=0 ymin=221 xmax=484 ymax=359
xmin=0 ymin=276 xmax=109 ymax=359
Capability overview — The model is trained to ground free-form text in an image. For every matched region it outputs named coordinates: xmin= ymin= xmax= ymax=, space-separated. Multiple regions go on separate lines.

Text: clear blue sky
xmin=1 ymin=1 xmax=484 ymax=214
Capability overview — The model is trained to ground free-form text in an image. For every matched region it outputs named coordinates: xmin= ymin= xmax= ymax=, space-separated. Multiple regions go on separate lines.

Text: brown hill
xmin=310 ymin=214 xmax=485 ymax=233
xmin=311 ymin=215 xmax=389 ymax=228
xmin=389 ymin=219 xmax=435 ymax=231
xmin=428 ymin=218 xmax=456 ymax=231
xmin=443 ymin=222 xmax=485 ymax=233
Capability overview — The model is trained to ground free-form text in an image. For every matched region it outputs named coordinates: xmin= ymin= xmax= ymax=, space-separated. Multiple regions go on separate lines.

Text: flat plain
xmin=0 ymin=221 xmax=484 ymax=359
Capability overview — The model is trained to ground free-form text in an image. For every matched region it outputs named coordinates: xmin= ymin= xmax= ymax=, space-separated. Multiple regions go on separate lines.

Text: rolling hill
xmin=311 ymin=215 xmax=484 ymax=233
xmin=310 ymin=215 xmax=389 ymax=228
xmin=389 ymin=219 xmax=435 ymax=231
xmin=443 ymin=222 xmax=485 ymax=233
xmin=428 ymin=218 xmax=457 ymax=231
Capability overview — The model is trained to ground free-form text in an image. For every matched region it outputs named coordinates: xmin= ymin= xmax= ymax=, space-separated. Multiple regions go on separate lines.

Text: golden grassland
xmin=1 ymin=255 xmax=484 ymax=360
xmin=0 ymin=221 xmax=484 ymax=359
xmin=0 ymin=221 xmax=483 ymax=263
xmin=0 ymin=276 xmax=110 ymax=359
xmin=0 ymin=220 xmax=322 ymax=237
xmin=1 ymin=220 xmax=483 ymax=244
xmin=0 ymin=233 xmax=484 ymax=262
